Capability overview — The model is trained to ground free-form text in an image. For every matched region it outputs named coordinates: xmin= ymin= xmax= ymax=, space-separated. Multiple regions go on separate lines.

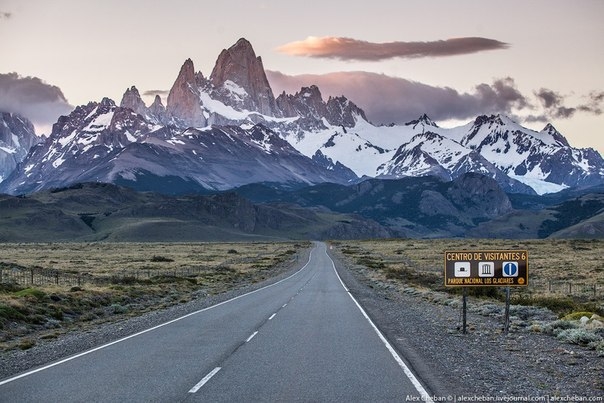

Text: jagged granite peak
xmin=276 ymin=85 xmax=328 ymax=121
xmin=120 ymin=86 xmax=148 ymax=117
xmin=405 ymin=113 xmax=439 ymax=128
xmin=209 ymin=38 xmax=280 ymax=117
xmin=167 ymin=58 xmax=206 ymax=127
xmin=541 ymin=123 xmax=570 ymax=147
xmin=148 ymin=94 xmax=166 ymax=119
xmin=325 ymin=96 xmax=368 ymax=128
xmin=0 ymin=112 xmax=40 ymax=182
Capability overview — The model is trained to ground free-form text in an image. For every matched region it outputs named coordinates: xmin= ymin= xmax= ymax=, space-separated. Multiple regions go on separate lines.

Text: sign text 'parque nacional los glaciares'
xmin=444 ymin=250 xmax=528 ymax=287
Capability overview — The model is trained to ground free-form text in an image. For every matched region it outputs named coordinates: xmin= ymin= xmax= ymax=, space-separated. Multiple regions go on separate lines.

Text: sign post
xmin=504 ymin=286 xmax=511 ymax=333
xmin=444 ymin=250 xmax=528 ymax=333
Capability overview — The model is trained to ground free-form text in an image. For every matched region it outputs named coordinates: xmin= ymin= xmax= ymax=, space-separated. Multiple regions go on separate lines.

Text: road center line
xmin=245 ymin=331 xmax=259 ymax=343
xmin=325 ymin=245 xmax=435 ymax=403
xmin=188 ymin=367 xmax=221 ymax=393
xmin=268 ymin=313 xmax=276 ymax=320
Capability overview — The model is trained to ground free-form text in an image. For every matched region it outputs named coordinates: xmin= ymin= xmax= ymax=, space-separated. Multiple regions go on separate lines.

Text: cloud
xmin=142 ymin=89 xmax=169 ymax=98
xmin=0 ymin=73 xmax=73 ymax=131
xmin=267 ymin=70 xmax=529 ymax=124
xmin=527 ymin=88 xmax=604 ymax=122
xmin=276 ymin=36 xmax=509 ymax=61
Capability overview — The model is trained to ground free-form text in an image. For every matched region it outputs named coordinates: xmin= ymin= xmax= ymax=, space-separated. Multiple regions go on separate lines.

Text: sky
xmin=1 ymin=0 xmax=603 ymax=153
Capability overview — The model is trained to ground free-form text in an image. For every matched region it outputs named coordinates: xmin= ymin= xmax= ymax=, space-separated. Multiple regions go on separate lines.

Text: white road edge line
xmin=0 ymin=247 xmax=316 ymax=387
xmin=326 ymin=245 xmax=435 ymax=403
xmin=246 ymin=331 xmax=259 ymax=343
xmin=188 ymin=367 xmax=221 ymax=393
xmin=268 ymin=313 xmax=276 ymax=320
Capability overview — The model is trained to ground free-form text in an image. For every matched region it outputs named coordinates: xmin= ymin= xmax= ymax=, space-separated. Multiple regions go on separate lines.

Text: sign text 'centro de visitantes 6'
xmin=444 ymin=250 xmax=528 ymax=287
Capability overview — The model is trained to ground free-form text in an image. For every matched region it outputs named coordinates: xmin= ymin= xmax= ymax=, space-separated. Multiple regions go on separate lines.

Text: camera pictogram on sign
xmin=454 ymin=262 xmax=471 ymax=277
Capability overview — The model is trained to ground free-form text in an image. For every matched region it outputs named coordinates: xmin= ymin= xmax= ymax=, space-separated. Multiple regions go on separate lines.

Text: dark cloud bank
xmin=0 ymin=73 xmax=73 ymax=130
xmin=267 ymin=70 xmax=603 ymax=126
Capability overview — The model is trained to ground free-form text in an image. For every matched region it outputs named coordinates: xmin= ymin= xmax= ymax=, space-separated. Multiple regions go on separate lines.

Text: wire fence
xmin=521 ymin=279 xmax=602 ymax=299
xmin=0 ymin=264 xmax=222 ymax=288
xmin=0 ymin=248 xmax=300 ymax=288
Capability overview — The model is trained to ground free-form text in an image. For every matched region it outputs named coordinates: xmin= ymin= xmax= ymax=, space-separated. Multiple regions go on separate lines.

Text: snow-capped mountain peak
xmin=405 ymin=113 xmax=439 ymax=129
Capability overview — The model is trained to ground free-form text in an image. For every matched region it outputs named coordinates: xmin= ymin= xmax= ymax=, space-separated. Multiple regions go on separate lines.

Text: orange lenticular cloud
xmin=277 ymin=36 xmax=509 ymax=61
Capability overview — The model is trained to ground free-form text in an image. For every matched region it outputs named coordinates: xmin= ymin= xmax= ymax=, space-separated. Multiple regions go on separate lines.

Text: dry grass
xmin=0 ymin=241 xmax=309 ymax=349
xmin=332 ymin=238 xmax=604 ymax=314
xmin=0 ymin=242 xmax=301 ymax=276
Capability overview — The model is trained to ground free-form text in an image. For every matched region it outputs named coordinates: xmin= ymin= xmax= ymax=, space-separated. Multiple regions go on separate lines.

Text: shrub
xmin=111 ymin=276 xmax=137 ymax=285
xmin=357 ymin=257 xmax=385 ymax=270
xmin=111 ymin=304 xmax=128 ymax=314
xmin=0 ymin=303 xmax=26 ymax=321
xmin=592 ymin=340 xmax=604 ymax=356
xmin=18 ymin=338 xmax=36 ymax=350
xmin=512 ymin=295 xmax=577 ymax=315
xmin=562 ymin=311 xmax=595 ymax=321
xmin=544 ymin=320 xmax=578 ymax=336
xmin=14 ymin=288 xmax=47 ymax=300
xmin=556 ymin=328 xmax=602 ymax=346
xmin=151 ymin=256 xmax=174 ymax=262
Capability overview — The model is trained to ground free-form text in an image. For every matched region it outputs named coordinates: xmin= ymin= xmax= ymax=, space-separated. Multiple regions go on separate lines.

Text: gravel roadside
xmin=328 ymin=246 xmax=604 ymax=399
xmin=2 ymin=244 xmax=602 ymax=400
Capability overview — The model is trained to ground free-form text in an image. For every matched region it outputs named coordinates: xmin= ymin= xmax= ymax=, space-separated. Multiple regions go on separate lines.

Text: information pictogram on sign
xmin=502 ymin=262 xmax=519 ymax=277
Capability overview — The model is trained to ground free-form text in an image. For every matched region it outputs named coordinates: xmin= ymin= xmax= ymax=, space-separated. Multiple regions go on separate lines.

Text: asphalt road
xmin=0 ymin=242 xmax=432 ymax=402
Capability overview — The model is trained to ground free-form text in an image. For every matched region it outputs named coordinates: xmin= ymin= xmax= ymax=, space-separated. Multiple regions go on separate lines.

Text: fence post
xmin=30 ymin=269 xmax=34 ymax=285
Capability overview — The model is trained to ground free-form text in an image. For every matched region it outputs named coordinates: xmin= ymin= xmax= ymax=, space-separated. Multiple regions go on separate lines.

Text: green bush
xmin=512 ymin=294 xmax=577 ymax=315
xmin=562 ymin=311 xmax=594 ymax=321
xmin=0 ymin=303 xmax=26 ymax=321
xmin=14 ymin=288 xmax=47 ymax=300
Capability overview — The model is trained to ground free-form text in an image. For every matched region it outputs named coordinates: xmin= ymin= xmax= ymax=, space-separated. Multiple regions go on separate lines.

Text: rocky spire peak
xmin=120 ymin=86 xmax=148 ymax=116
xmin=209 ymin=38 xmax=279 ymax=116
xmin=166 ymin=59 xmax=206 ymax=127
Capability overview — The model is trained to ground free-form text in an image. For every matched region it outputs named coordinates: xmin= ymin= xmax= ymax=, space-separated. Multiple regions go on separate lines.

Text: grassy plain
xmin=0 ymin=241 xmax=309 ymax=350
xmin=331 ymin=238 xmax=604 ymax=315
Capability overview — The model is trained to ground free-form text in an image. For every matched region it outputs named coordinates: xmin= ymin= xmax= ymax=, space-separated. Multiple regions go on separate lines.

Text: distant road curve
xmin=0 ymin=242 xmax=433 ymax=402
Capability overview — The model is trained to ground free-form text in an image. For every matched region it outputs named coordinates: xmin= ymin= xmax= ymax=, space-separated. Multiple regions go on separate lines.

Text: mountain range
xmin=1 ymin=37 xmax=603 ymax=198
xmin=1 ymin=38 xmax=604 ymax=240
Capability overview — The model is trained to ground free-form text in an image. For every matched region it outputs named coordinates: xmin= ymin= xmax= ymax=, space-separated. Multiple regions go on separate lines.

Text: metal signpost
xmin=444 ymin=250 xmax=528 ymax=334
